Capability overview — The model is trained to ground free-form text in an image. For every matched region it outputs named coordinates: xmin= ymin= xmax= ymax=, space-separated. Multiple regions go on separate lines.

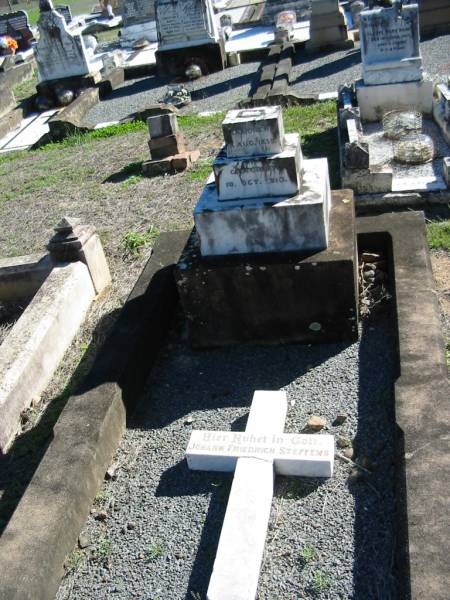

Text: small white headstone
xmin=186 ymin=390 xmax=334 ymax=600
xmin=222 ymin=106 xmax=285 ymax=158
xmin=360 ymin=4 xmax=422 ymax=85
xmin=155 ymin=0 xmax=219 ymax=50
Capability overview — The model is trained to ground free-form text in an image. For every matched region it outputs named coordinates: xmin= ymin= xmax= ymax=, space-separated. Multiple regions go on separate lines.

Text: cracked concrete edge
xmin=0 ymin=230 xmax=191 ymax=600
xmin=357 ymin=210 xmax=450 ymax=600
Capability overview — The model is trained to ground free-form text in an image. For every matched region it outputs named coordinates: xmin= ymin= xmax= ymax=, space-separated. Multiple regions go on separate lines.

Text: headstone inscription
xmin=154 ymin=0 xmax=226 ymax=76
xmin=360 ymin=2 xmax=422 ymax=85
xmin=194 ymin=105 xmax=331 ymax=256
xmin=35 ymin=0 xmax=102 ymax=82
xmin=186 ymin=390 xmax=334 ymax=600
xmin=119 ymin=0 xmax=157 ymax=46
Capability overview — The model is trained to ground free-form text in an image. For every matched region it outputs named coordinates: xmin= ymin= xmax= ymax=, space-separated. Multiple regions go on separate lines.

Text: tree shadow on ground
xmin=293 ymin=48 xmax=361 ymax=85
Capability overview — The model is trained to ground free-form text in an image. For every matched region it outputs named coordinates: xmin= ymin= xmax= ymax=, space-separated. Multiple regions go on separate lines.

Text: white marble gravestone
xmin=186 ymin=390 xmax=334 ymax=600
xmin=193 ymin=106 xmax=331 ymax=256
xmin=36 ymin=0 xmax=102 ymax=82
xmin=155 ymin=0 xmax=220 ymax=50
xmin=360 ymin=3 xmax=422 ymax=85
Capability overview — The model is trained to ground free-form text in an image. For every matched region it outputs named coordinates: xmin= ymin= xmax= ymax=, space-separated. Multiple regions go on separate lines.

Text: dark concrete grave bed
xmin=0 ymin=204 xmax=447 ymax=600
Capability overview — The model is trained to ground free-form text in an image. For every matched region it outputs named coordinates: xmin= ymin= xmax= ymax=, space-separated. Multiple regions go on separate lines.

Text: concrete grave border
xmin=0 ymin=214 xmax=448 ymax=599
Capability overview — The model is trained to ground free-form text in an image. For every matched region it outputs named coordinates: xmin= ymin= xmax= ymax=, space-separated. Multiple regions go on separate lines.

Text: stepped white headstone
xmin=193 ymin=106 xmax=331 ymax=256
xmin=186 ymin=390 xmax=334 ymax=600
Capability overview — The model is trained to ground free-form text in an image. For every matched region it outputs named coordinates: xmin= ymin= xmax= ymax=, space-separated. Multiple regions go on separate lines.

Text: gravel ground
xmin=56 ymin=310 xmax=397 ymax=600
xmin=290 ymin=34 xmax=450 ymax=94
xmin=86 ymin=33 xmax=450 ymax=125
xmin=84 ymin=61 xmax=260 ymax=125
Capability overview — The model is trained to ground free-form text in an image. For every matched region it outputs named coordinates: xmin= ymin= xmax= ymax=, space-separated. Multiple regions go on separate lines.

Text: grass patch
xmin=312 ymin=570 xmax=331 ymax=591
xmin=427 ymin=219 xmax=450 ymax=251
xmin=122 ymin=224 xmax=160 ymax=257
xmin=146 ymin=539 xmax=166 ymax=562
xmin=65 ymin=549 xmax=86 ymax=573
xmin=94 ymin=489 xmax=110 ymax=505
xmin=186 ymin=159 xmax=213 ymax=182
xmin=179 ymin=112 xmax=225 ymax=136
xmin=92 ymin=536 xmax=112 ymax=560
xmin=300 ymin=545 xmax=318 ymax=563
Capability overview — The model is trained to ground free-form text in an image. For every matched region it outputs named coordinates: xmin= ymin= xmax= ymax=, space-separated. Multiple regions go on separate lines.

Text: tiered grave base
xmin=175 ymin=190 xmax=358 ymax=348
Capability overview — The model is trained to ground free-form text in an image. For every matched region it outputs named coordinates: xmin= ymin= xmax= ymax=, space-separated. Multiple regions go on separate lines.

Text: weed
xmin=300 ymin=545 xmax=318 ymax=563
xmin=147 ymin=539 xmax=166 ymax=562
xmin=94 ymin=489 xmax=110 ymax=505
xmin=65 ymin=549 xmax=86 ymax=572
xmin=121 ymin=174 xmax=143 ymax=187
xmin=92 ymin=536 xmax=112 ymax=559
xmin=121 ymin=225 xmax=160 ymax=257
xmin=313 ymin=570 xmax=331 ymax=591
xmin=185 ymin=159 xmax=213 ymax=182
xmin=427 ymin=219 xmax=450 ymax=251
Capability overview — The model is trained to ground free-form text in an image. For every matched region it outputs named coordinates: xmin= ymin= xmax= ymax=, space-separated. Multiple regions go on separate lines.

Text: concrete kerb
xmin=0 ymin=230 xmax=191 ymax=600
xmin=0 ymin=216 xmax=448 ymax=599
xmin=357 ymin=211 xmax=450 ymax=600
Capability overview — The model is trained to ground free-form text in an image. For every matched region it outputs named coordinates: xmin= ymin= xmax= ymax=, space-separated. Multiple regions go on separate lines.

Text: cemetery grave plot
xmin=56 ymin=306 xmax=398 ymax=600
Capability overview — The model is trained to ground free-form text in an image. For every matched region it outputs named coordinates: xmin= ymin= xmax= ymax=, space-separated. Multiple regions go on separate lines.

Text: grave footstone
xmin=142 ymin=113 xmax=199 ymax=176
xmin=356 ymin=2 xmax=433 ymax=121
xmin=35 ymin=0 xmax=104 ymax=83
xmin=154 ymin=0 xmax=226 ymax=76
xmin=119 ymin=0 xmax=157 ymax=47
xmin=175 ymin=106 xmax=359 ymax=347
xmin=306 ymin=0 xmax=353 ymax=53
xmin=186 ymin=390 xmax=334 ymax=600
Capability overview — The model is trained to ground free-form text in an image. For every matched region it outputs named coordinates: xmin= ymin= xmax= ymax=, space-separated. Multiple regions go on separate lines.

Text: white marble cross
xmin=186 ymin=390 xmax=334 ymax=600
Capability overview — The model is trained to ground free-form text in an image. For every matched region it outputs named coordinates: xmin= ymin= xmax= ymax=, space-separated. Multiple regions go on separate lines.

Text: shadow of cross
xmin=186 ymin=390 xmax=335 ymax=600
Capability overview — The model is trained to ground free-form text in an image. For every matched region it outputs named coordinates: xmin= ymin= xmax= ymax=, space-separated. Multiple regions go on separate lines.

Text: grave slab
xmin=176 ymin=190 xmax=358 ymax=348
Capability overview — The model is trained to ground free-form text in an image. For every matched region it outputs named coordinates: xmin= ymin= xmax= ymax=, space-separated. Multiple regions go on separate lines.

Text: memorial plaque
xmin=360 ymin=4 xmax=422 ymax=85
xmin=222 ymin=106 xmax=285 ymax=158
xmin=120 ymin=0 xmax=155 ymax=27
xmin=155 ymin=0 xmax=218 ymax=49
xmin=187 ymin=429 xmax=334 ymax=476
xmin=213 ymin=133 xmax=302 ymax=201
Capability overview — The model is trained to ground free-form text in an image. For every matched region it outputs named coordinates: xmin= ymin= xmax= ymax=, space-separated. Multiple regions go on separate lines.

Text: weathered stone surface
xmin=213 ymin=133 xmax=302 ymax=201
xmin=176 ymin=190 xmax=358 ymax=347
xmin=147 ymin=113 xmax=179 ymax=139
xmin=0 ymin=254 xmax=53 ymax=302
xmin=48 ymin=87 xmax=98 ymax=139
xmin=360 ymin=4 xmax=422 ymax=85
xmin=148 ymin=132 xmax=186 ymax=159
xmin=0 ymin=262 xmax=95 ymax=453
xmin=222 ymin=106 xmax=284 ymax=158
xmin=155 ymin=0 xmax=219 ymax=50
xmin=344 ymin=140 xmax=369 ymax=169
xmin=357 ymin=211 xmax=450 ymax=600
xmin=36 ymin=1 xmax=103 ymax=82
xmin=306 ymin=0 xmax=352 ymax=52
xmin=194 ymin=157 xmax=330 ymax=256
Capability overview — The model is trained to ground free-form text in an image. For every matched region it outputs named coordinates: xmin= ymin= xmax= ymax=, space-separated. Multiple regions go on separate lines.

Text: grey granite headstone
xmin=360 ymin=3 xmax=422 ymax=85
xmin=155 ymin=0 xmax=219 ymax=50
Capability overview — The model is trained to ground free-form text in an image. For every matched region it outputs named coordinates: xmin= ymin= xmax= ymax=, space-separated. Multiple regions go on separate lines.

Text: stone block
xmin=213 ymin=133 xmax=302 ymax=201
xmin=0 ymin=254 xmax=53 ymax=302
xmin=309 ymin=0 xmax=341 ymax=16
xmin=147 ymin=113 xmax=179 ymax=139
xmin=173 ymin=150 xmax=200 ymax=171
xmin=194 ymin=158 xmax=330 ymax=256
xmin=148 ymin=132 xmax=185 ymax=159
xmin=0 ymin=262 xmax=95 ymax=453
xmin=77 ymin=232 xmax=111 ymax=295
xmin=142 ymin=156 xmax=174 ymax=177
xmin=175 ymin=190 xmax=358 ymax=348
xmin=443 ymin=157 xmax=450 ymax=187
xmin=48 ymin=87 xmax=99 ymax=140
xmin=222 ymin=106 xmax=284 ymax=158
xmin=356 ymin=78 xmax=433 ymax=122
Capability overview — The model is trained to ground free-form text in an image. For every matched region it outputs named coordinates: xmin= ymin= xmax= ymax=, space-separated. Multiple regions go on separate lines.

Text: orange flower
xmin=5 ymin=36 xmax=18 ymax=51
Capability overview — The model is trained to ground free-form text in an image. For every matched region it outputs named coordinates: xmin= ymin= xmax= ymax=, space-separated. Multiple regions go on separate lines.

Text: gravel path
xmin=290 ymin=34 xmax=450 ymax=95
xmin=87 ymin=33 xmax=450 ymax=125
xmin=85 ymin=61 xmax=260 ymax=125
xmin=57 ymin=311 xmax=397 ymax=600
